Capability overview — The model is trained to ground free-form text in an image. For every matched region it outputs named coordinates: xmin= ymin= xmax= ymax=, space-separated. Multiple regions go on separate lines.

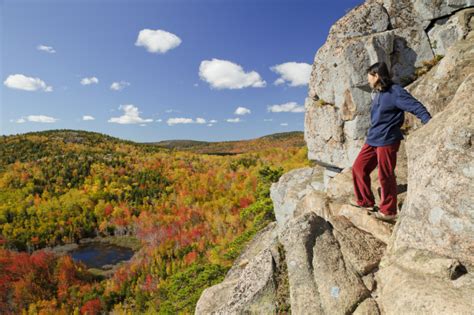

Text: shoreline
xmin=41 ymin=234 xmax=143 ymax=256
xmin=38 ymin=235 xmax=143 ymax=278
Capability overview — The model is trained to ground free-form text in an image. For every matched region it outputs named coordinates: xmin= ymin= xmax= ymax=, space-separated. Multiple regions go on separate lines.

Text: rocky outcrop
xmin=278 ymin=212 xmax=324 ymax=314
xmin=385 ymin=72 xmax=474 ymax=267
xmin=305 ymin=0 xmax=474 ymax=171
xmin=277 ymin=208 xmax=384 ymax=314
xmin=196 ymin=1 xmax=474 ymax=313
xmin=269 ymin=167 xmax=324 ymax=232
xmin=427 ymin=7 xmax=474 ymax=55
xmin=195 ymin=222 xmax=283 ymax=314
xmin=404 ymin=17 xmax=474 ymax=130
xmin=376 ymin=248 xmax=474 ymax=314
xmin=382 ymin=0 xmax=474 ymax=29
xmin=309 ymin=217 xmax=371 ymax=314
xmin=338 ymin=205 xmax=393 ymax=244
xmin=197 ymin=164 xmax=390 ymax=313
xmin=373 ymin=72 xmax=473 ymax=315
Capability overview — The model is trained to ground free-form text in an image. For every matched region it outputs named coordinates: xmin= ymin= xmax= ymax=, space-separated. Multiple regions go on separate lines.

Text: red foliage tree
xmin=56 ymin=255 xmax=80 ymax=302
xmin=80 ymin=298 xmax=102 ymax=315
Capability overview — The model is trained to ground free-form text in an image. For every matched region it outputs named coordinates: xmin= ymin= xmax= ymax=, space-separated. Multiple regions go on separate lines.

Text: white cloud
xmin=108 ymin=104 xmax=153 ymax=124
xmin=10 ymin=117 xmax=26 ymax=123
xmin=267 ymin=101 xmax=305 ymax=113
xmin=193 ymin=83 xmax=199 ymax=87
xmin=263 ymin=118 xmax=273 ymax=122
xmin=207 ymin=119 xmax=217 ymax=126
xmin=226 ymin=117 xmax=241 ymax=123
xmin=270 ymin=62 xmax=312 ymax=86
xmin=80 ymin=77 xmax=99 ymax=85
xmin=110 ymin=81 xmax=130 ymax=91
xmin=37 ymin=44 xmax=56 ymax=53
xmin=4 ymin=74 xmax=53 ymax=92
xmin=135 ymin=29 xmax=182 ymax=54
xmin=166 ymin=117 xmax=208 ymax=126
xmin=156 ymin=118 xmax=163 ymax=122
xmin=199 ymin=58 xmax=266 ymax=89
xmin=82 ymin=115 xmax=95 ymax=121
xmin=234 ymin=106 xmax=251 ymax=115
xmin=11 ymin=115 xmax=58 ymax=123
xmin=280 ymin=122 xmax=288 ymax=126
xmin=167 ymin=117 xmax=194 ymax=126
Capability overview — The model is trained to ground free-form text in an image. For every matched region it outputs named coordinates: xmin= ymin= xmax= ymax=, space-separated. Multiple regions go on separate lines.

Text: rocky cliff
xmin=196 ymin=1 xmax=474 ymax=314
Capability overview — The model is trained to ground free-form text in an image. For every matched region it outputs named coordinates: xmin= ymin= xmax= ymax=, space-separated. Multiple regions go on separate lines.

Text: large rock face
xmin=382 ymin=0 xmax=474 ymax=28
xmin=427 ymin=7 xmax=474 ymax=56
xmin=376 ymin=248 xmax=474 ymax=315
xmin=196 ymin=1 xmax=474 ymax=313
xmin=372 ymin=73 xmax=474 ymax=315
xmin=305 ymin=0 xmax=474 ymax=170
xmin=403 ymin=15 xmax=474 ymax=131
xmin=387 ymin=72 xmax=474 ymax=267
xmin=195 ymin=222 xmax=282 ymax=314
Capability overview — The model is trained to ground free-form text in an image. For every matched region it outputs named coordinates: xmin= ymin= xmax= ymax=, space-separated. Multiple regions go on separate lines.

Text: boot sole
xmin=372 ymin=212 xmax=397 ymax=223
xmin=350 ymin=202 xmax=378 ymax=212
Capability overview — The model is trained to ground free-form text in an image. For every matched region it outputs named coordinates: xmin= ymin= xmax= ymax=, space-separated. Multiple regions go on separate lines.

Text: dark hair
xmin=367 ymin=61 xmax=394 ymax=91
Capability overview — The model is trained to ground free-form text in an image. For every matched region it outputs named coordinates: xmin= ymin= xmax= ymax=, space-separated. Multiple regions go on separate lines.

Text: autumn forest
xmin=0 ymin=129 xmax=312 ymax=314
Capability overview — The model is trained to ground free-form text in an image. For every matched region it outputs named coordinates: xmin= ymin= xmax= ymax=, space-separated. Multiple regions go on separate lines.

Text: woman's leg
xmin=376 ymin=140 xmax=401 ymax=215
xmin=352 ymin=143 xmax=378 ymax=207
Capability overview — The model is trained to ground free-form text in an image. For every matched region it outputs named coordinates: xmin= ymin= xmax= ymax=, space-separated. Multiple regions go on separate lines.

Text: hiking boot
xmin=349 ymin=197 xmax=377 ymax=212
xmin=373 ymin=211 xmax=397 ymax=223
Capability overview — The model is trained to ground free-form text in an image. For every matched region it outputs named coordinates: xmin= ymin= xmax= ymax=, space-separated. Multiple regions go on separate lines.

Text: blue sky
xmin=1 ymin=0 xmax=363 ymax=143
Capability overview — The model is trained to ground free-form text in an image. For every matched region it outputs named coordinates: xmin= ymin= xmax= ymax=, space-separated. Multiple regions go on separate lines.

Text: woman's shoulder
xmin=390 ymin=83 xmax=407 ymax=92
xmin=386 ymin=83 xmax=403 ymax=96
xmin=390 ymin=83 xmax=402 ymax=90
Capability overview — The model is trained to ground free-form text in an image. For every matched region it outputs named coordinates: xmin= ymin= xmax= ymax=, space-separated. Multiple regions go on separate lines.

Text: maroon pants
xmin=352 ymin=140 xmax=400 ymax=215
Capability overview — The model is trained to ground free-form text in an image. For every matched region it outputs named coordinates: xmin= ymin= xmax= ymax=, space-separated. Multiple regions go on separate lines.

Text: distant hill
xmin=0 ymin=129 xmax=169 ymax=171
xmin=0 ymin=129 xmax=306 ymax=170
xmin=145 ymin=131 xmax=306 ymax=155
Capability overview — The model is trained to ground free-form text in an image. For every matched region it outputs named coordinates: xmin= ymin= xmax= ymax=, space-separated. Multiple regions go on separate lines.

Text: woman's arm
xmin=395 ymin=86 xmax=432 ymax=124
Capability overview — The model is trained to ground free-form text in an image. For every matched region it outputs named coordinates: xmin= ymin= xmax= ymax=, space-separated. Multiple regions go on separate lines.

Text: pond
xmin=68 ymin=241 xmax=135 ymax=269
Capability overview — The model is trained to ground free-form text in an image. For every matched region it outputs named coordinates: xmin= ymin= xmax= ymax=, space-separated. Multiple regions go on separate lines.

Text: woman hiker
xmin=350 ymin=61 xmax=432 ymax=223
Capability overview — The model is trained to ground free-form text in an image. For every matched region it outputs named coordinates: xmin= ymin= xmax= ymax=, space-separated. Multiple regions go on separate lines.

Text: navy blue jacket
xmin=366 ymin=83 xmax=432 ymax=147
